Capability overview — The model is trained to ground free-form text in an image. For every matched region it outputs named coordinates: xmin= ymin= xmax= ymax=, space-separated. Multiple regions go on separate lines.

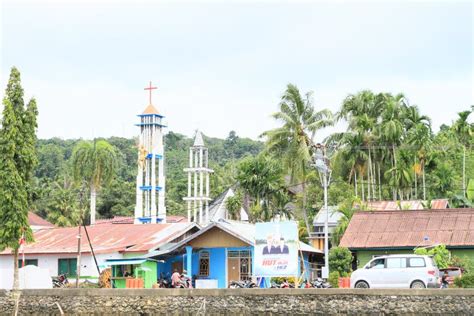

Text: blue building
xmin=144 ymin=219 xmax=323 ymax=288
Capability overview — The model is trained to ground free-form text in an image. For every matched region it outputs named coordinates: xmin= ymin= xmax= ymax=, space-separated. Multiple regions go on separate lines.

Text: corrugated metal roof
xmin=0 ymin=222 xmax=196 ymax=255
xmin=28 ymin=212 xmax=54 ymax=228
xmin=340 ymin=208 xmax=474 ymax=249
xmin=364 ymin=199 xmax=449 ymax=211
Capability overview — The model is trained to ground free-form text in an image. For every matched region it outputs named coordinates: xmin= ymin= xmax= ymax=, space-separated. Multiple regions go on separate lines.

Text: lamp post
xmin=313 ymin=144 xmax=331 ymax=279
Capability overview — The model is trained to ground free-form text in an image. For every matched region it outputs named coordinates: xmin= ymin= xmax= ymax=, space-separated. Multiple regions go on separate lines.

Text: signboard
xmin=254 ymin=221 xmax=299 ymax=277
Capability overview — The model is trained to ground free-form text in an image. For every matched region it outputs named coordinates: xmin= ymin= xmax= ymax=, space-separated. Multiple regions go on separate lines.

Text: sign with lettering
xmin=254 ymin=221 xmax=299 ymax=277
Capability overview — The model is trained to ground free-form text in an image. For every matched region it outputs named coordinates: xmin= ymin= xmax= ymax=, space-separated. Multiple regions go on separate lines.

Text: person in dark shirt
xmin=440 ymin=271 xmax=449 ymax=289
xmin=277 ymin=237 xmax=289 ymax=254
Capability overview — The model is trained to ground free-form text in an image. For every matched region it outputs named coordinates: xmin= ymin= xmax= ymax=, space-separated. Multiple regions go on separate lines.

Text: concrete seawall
xmin=1 ymin=288 xmax=473 ymax=315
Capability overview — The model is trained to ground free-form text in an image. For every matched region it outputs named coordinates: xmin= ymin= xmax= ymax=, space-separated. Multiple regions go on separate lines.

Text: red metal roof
xmin=340 ymin=208 xmax=474 ymax=249
xmin=364 ymin=199 xmax=449 ymax=211
xmin=28 ymin=212 xmax=54 ymax=228
xmin=0 ymin=222 xmax=195 ymax=255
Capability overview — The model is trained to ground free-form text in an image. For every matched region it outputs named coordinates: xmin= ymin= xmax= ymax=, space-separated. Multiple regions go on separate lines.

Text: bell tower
xmin=183 ymin=131 xmax=213 ymax=224
xmin=134 ymin=82 xmax=166 ymax=224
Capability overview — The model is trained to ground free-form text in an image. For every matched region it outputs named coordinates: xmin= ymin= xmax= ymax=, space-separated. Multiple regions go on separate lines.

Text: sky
xmin=1 ymin=0 xmax=473 ymax=142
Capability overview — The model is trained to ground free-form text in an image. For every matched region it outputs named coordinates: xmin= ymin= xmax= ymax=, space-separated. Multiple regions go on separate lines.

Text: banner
xmin=254 ymin=221 xmax=299 ymax=277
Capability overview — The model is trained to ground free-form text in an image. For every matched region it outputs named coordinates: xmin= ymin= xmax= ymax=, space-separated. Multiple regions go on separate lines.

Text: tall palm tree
xmin=404 ymin=105 xmax=432 ymax=200
xmin=262 ymin=84 xmax=333 ymax=232
xmin=71 ymin=140 xmax=117 ymax=225
xmin=375 ymin=93 xmax=406 ymax=200
xmin=452 ymin=110 xmax=473 ymax=197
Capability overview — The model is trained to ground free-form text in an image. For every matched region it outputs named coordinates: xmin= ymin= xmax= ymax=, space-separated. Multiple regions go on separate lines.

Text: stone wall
xmin=1 ymin=288 xmax=473 ymax=315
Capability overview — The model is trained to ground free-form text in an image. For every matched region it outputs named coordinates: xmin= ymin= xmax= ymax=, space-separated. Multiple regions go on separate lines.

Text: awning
xmin=299 ymin=241 xmax=324 ymax=254
xmin=105 ymin=259 xmax=146 ymax=266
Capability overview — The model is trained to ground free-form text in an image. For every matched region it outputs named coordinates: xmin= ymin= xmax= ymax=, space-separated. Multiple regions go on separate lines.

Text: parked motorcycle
xmin=228 ymin=280 xmax=257 ymax=288
xmin=52 ymin=274 xmax=69 ymax=288
xmin=158 ymin=272 xmax=172 ymax=288
xmin=270 ymin=280 xmax=295 ymax=289
xmin=310 ymin=278 xmax=331 ymax=289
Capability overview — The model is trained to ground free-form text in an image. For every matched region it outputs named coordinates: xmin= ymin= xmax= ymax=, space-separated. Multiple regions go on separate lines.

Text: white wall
xmin=0 ymin=252 xmax=123 ymax=279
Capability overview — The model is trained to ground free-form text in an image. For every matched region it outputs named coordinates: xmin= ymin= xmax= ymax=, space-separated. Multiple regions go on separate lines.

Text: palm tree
xmin=452 ymin=110 xmax=472 ymax=197
xmin=71 ymin=140 xmax=117 ymax=225
xmin=262 ymin=84 xmax=333 ymax=232
xmin=375 ymin=93 xmax=406 ymax=200
xmin=404 ymin=105 xmax=432 ymax=200
xmin=331 ymin=197 xmax=361 ymax=246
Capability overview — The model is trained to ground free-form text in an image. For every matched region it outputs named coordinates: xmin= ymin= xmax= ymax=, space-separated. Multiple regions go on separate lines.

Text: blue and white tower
xmin=134 ymin=82 xmax=166 ymax=224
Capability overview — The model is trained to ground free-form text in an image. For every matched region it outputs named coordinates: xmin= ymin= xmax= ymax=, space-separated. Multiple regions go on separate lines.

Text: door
xmin=365 ymin=258 xmax=386 ymax=288
xmin=227 ymin=258 xmax=240 ymax=286
xmin=172 ymin=261 xmax=183 ymax=274
xmin=385 ymin=257 xmax=408 ymax=288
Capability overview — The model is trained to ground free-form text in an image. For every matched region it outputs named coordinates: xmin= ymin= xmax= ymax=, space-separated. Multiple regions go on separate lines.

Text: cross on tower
xmin=144 ymin=81 xmax=157 ymax=105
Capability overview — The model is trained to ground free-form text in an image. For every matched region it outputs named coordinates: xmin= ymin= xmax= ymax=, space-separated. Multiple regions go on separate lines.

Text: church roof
xmin=193 ymin=130 xmax=205 ymax=147
xmin=142 ymin=104 xmax=161 ymax=115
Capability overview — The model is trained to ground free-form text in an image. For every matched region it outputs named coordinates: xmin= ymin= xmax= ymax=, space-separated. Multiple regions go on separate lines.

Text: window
xmin=18 ymin=259 xmax=38 ymax=267
xmin=369 ymin=258 xmax=385 ymax=269
xmin=409 ymin=258 xmax=426 ymax=268
xmin=386 ymin=258 xmax=406 ymax=269
xmin=58 ymin=258 xmax=77 ymax=276
xmin=199 ymin=251 xmax=210 ymax=277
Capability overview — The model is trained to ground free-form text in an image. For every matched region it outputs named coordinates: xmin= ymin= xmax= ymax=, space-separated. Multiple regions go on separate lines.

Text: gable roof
xmin=208 ymin=187 xmax=248 ymax=222
xmin=28 ymin=212 xmax=54 ymax=228
xmin=0 ymin=222 xmax=197 ymax=255
xmin=144 ymin=220 xmax=322 ymax=258
xmin=340 ymin=208 xmax=474 ymax=249
xmin=313 ymin=207 xmax=343 ymax=226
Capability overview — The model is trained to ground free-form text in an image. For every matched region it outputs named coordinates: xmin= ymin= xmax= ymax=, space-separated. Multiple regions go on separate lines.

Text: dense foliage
xmin=328 ymin=246 xmax=353 ymax=276
xmin=31 ymin=131 xmax=263 ymax=224
xmin=0 ymin=67 xmax=38 ymax=289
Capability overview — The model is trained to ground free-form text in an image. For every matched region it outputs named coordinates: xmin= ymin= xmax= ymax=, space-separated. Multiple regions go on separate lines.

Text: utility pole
xmin=76 ymin=185 xmax=86 ymax=288
xmin=313 ymin=143 xmax=331 ymax=279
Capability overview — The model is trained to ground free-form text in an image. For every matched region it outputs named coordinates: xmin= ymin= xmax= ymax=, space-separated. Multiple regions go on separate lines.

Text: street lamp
xmin=313 ymin=144 xmax=331 ymax=279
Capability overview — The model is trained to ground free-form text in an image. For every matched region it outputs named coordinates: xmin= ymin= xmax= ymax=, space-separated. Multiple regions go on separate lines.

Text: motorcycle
xmin=270 ymin=280 xmax=294 ymax=289
xmin=52 ymin=274 xmax=69 ymax=288
xmin=310 ymin=278 xmax=331 ymax=289
xmin=228 ymin=280 xmax=257 ymax=288
xmin=158 ymin=272 xmax=172 ymax=288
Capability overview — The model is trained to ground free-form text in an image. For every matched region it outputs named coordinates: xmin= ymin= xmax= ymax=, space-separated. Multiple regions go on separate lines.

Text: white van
xmin=350 ymin=255 xmax=439 ymax=289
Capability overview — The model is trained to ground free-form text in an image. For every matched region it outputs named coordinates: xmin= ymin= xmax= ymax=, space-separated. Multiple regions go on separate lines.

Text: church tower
xmin=183 ymin=131 xmax=213 ymax=224
xmin=134 ymin=82 xmax=166 ymax=224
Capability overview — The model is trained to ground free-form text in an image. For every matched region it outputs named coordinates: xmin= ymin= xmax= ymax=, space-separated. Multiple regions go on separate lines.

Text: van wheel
xmin=410 ymin=281 xmax=426 ymax=289
xmin=355 ymin=281 xmax=369 ymax=289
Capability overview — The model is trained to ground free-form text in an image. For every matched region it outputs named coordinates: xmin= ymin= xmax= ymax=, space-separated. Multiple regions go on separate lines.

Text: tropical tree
xmin=46 ymin=182 xmax=82 ymax=226
xmin=71 ymin=140 xmax=117 ymax=224
xmin=225 ymin=193 xmax=242 ymax=220
xmin=262 ymin=83 xmax=333 ymax=232
xmin=0 ymin=67 xmax=38 ymax=289
xmin=236 ymin=154 xmax=286 ymax=222
xmin=452 ymin=110 xmax=473 ymax=197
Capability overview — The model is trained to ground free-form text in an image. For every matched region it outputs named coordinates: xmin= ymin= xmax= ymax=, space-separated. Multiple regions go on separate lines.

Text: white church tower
xmin=183 ymin=131 xmax=213 ymax=224
xmin=134 ymin=82 xmax=166 ymax=224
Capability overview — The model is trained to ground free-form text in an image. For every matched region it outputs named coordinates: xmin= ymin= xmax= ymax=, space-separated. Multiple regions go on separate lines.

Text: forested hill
xmin=33 ymin=131 xmax=263 ymax=224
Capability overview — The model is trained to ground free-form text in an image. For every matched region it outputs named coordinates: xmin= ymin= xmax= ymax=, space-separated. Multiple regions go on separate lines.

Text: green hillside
xmin=32 ymin=131 xmax=263 ymax=223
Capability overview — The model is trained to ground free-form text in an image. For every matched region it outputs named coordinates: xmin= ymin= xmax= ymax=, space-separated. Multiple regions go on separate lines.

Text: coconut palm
xmin=262 ymin=83 xmax=333 ymax=232
xmin=71 ymin=140 xmax=117 ymax=225
xmin=225 ymin=194 xmax=242 ymax=220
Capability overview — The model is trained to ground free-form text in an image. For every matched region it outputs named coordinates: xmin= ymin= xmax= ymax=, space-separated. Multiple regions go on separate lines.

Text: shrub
xmin=454 ymin=273 xmax=474 ymax=288
xmin=329 ymin=246 xmax=352 ymax=276
xmin=414 ymin=244 xmax=450 ymax=268
xmin=328 ymin=271 xmax=340 ymax=288
xmin=450 ymin=256 xmax=474 ymax=274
